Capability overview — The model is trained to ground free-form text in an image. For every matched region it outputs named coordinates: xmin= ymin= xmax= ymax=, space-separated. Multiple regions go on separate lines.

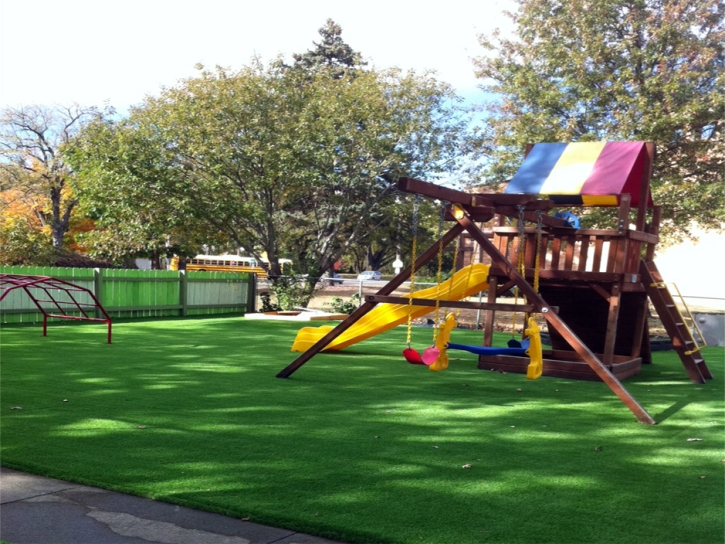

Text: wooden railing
xmin=491 ymin=227 xmax=657 ymax=279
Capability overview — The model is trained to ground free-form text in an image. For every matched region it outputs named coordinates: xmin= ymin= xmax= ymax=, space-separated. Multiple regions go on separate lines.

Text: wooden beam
xmin=397 ymin=177 xmax=473 ymax=205
xmin=367 ymin=295 xmax=537 ymax=313
xmin=627 ymin=230 xmax=659 ymax=244
xmin=484 ymin=275 xmax=498 ymax=347
xmin=645 ymin=206 xmax=661 ymax=262
xmin=454 ymin=206 xmax=656 ymax=424
xmin=495 ymin=208 xmax=569 ymax=228
xmin=489 ymin=267 xmax=626 ymax=283
xmin=444 ymin=205 xmax=495 ymax=223
xmin=602 ymin=283 xmax=622 ymax=366
xmin=589 ymin=283 xmax=611 ymax=301
xmin=476 ymin=197 xmax=554 ymax=210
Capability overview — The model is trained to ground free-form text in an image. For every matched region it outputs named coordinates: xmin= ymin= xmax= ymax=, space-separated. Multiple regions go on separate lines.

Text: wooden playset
xmin=277 ymin=142 xmax=712 ymax=425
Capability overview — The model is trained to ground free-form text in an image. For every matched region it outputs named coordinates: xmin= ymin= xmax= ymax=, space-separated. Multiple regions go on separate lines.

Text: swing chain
xmin=512 ymin=205 xmax=527 ymax=336
xmin=406 ymin=194 xmax=422 ymax=348
xmin=433 ymin=201 xmax=447 ymax=341
xmin=534 ymin=209 xmax=543 ymax=294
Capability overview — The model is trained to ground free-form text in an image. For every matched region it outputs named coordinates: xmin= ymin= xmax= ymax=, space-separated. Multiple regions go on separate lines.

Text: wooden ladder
xmin=641 ymin=261 xmax=712 ymax=383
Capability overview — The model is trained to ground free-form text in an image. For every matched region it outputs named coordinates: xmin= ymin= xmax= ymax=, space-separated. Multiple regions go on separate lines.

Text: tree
xmin=66 ymin=116 xmax=215 ymax=267
xmin=472 ymin=0 xmax=725 ymax=240
xmin=292 ymin=19 xmax=366 ymax=77
xmin=70 ymin=59 xmax=465 ymax=301
xmin=0 ymin=104 xmax=105 ymax=249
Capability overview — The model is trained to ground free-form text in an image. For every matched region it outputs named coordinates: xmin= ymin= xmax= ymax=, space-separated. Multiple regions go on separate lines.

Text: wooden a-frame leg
xmin=455 ymin=209 xmax=656 ymax=425
xmin=276 ymin=223 xmax=465 ymax=378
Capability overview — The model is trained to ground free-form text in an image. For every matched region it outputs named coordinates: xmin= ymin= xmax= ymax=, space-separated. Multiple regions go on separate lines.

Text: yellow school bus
xmin=170 ymin=255 xmax=268 ymax=279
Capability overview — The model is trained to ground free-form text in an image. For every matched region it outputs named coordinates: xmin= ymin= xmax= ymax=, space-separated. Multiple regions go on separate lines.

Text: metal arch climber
xmin=0 ymin=274 xmax=112 ymax=343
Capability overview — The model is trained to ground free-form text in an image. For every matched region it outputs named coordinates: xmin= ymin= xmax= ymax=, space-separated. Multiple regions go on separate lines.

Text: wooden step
xmin=641 ymin=260 xmax=712 ymax=384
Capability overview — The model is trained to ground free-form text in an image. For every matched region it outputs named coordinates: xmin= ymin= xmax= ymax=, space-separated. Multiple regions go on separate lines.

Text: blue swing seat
xmin=447 ymin=337 xmax=530 ymax=357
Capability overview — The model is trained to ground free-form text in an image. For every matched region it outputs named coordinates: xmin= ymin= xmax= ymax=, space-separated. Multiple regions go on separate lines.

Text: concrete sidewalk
xmin=0 ymin=467 xmax=347 ymax=544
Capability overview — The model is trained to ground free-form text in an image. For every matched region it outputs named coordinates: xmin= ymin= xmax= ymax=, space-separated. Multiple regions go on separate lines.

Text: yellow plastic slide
xmin=291 ymin=264 xmax=490 ymax=352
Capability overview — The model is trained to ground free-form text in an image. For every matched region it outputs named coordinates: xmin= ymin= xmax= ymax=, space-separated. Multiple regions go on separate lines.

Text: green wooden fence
xmin=0 ymin=266 xmax=256 ymax=323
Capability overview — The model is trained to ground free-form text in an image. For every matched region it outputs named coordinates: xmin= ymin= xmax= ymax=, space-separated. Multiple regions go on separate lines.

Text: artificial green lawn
xmin=1 ymin=317 xmax=723 ymax=544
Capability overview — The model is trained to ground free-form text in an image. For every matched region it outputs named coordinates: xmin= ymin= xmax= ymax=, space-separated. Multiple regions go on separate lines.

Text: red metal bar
xmin=0 ymin=274 xmax=112 ymax=343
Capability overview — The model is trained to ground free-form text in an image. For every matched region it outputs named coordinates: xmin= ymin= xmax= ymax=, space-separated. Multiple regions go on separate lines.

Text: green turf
xmin=1 ymin=317 xmax=723 ymax=544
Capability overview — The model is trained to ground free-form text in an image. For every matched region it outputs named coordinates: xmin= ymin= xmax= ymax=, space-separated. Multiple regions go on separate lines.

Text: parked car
xmin=357 ymin=270 xmax=382 ymax=281
xmin=321 ymin=272 xmax=344 ymax=286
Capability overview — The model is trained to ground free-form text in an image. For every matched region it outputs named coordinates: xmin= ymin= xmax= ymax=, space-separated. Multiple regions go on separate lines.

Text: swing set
xmin=278 ymin=142 xmax=712 ymax=425
xmin=401 ymin=197 xmax=544 ymax=379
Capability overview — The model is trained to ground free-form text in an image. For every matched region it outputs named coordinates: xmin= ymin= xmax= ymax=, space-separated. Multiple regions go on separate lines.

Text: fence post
xmin=94 ymin=268 xmax=102 ymax=318
xmin=179 ymin=271 xmax=188 ymax=316
xmin=247 ymin=273 xmax=257 ymax=313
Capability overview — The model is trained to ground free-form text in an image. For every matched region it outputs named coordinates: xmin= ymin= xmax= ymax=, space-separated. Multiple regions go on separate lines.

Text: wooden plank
xmin=564 ymin=236 xmax=575 ymax=270
xmin=551 ymin=237 xmax=562 ymax=269
xmin=546 ymin=349 xmax=640 ymax=364
xmin=627 ymin=230 xmax=658 ymax=243
xmin=645 ymin=206 xmax=661 ymax=262
xmin=484 ymin=275 xmax=497 ymax=347
xmin=476 ymin=355 xmax=642 ymax=382
xmin=614 ymin=236 xmax=629 ymax=274
xmin=472 ymin=194 xmax=546 ymax=207
xmin=578 ymin=235 xmax=590 ymax=272
xmin=397 ymin=177 xmax=473 ymax=205
xmin=524 ymin=234 xmax=536 ymax=268
xmin=602 ymin=284 xmax=622 ymax=366
xmin=606 ymin=238 xmax=618 ymax=273
xmin=588 ymin=283 xmax=611 ymax=301
xmin=592 ymin=238 xmax=604 ymax=272
xmin=367 ymin=295 xmax=536 ymax=313
xmin=489 ymin=267 xmax=624 ymax=283
xmin=630 ymin=291 xmax=648 ymax=359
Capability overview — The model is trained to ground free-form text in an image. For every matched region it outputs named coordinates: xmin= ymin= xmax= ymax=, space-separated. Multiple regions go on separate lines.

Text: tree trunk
xmin=51 ymin=224 xmax=65 ymax=249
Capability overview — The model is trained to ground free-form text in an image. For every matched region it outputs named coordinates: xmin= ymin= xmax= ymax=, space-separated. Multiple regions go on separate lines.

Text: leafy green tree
xmin=66 ymin=117 xmax=215 ymax=267
xmin=0 ymin=104 xmax=105 ymax=249
xmin=70 ymin=59 xmax=465 ymax=301
xmin=472 ymin=0 xmax=724 ymax=240
xmin=292 ymin=19 xmax=366 ymax=77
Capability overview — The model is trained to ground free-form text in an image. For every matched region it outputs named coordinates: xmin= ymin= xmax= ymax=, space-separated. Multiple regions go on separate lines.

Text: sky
xmin=0 ymin=0 xmax=515 ymax=113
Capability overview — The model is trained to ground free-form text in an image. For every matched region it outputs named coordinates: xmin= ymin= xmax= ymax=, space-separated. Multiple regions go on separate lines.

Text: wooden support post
xmin=484 ymin=275 xmax=498 ymax=347
xmin=602 ymin=283 xmax=622 ymax=366
xmin=455 ymin=208 xmax=656 ymax=425
xmin=614 ymin=195 xmax=631 ymax=274
xmin=276 ymin=223 xmax=465 ymax=378
xmin=645 ymin=206 xmax=661 ymax=263
xmin=640 ymin=315 xmax=653 ymax=365
xmin=630 ymin=290 xmax=648 ymax=359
